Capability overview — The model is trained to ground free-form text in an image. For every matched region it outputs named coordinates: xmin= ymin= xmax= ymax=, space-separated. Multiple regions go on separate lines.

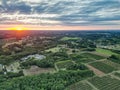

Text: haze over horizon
xmin=0 ymin=0 xmax=120 ymax=30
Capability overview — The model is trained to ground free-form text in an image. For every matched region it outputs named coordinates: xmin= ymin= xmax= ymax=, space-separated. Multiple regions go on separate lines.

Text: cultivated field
xmin=80 ymin=53 xmax=105 ymax=60
xmin=55 ymin=60 xmax=74 ymax=70
xmin=65 ymin=81 xmax=94 ymax=90
xmin=102 ymin=60 xmax=120 ymax=69
xmin=88 ymin=76 xmax=120 ymax=90
xmin=96 ymin=48 xmax=117 ymax=56
xmin=60 ymin=37 xmax=80 ymax=41
xmin=89 ymin=61 xmax=116 ymax=73
xmin=23 ymin=66 xmax=55 ymax=76
xmin=45 ymin=47 xmax=61 ymax=53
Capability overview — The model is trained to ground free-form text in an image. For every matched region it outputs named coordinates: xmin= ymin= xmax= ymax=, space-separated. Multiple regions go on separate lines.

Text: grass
xmin=88 ymin=76 xmax=120 ymax=90
xmin=96 ymin=48 xmax=117 ymax=56
xmin=45 ymin=47 xmax=61 ymax=53
xmin=61 ymin=37 xmax=80 ymax=41
xmin=89 ymin=61 xmax=116 ymax=73
xmin=55 ymin=60 xmax=74 ymax=70
xmin=80 ymin=53 xmax=104 ymax=60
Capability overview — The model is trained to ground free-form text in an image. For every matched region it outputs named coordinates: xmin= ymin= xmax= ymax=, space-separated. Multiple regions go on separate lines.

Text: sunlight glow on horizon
xmin=7 ymin=26 xmax=29 ymax=31
xmin=0 ymin=24 xmax=120 ymax=31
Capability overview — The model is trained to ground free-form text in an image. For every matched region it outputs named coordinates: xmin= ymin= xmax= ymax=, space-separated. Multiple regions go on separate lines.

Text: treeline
xmin=0 ymin=70 xmax=94 ymax=90
xmin=108 ymin=55 xmax=120 ymax=64
xmin=67 ymin=63 xmax=88 ymax=70
xmin=0 ymin=49 xmax=37 ymax=65
xmin=20 ymin=58 xmax=54 ymax=69
xmin=0 ymin=71 xmax=24 ymax=83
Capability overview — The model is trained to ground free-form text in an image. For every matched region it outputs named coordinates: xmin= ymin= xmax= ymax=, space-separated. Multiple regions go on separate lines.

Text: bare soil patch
xmin=87 ymin=64 xmax=105 ymax=76
xmin=23 ymin=66 xmax=55 ymax=76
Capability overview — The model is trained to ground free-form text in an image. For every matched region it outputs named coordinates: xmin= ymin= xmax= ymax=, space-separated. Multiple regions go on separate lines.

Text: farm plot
xmin=55 ymin=60 xmax=74 ymax=70
xmin=71 ymin=54 xmax=95 ymax=63
xmin=23 ymin=66 xmax=55 ymax=76
xmin=80 ymin=53 xmax=105 ymax=60
xmin=114 ymin=72 xmax=120 ymax=78
xmin=71 ymin=53 xmax=103 ymax=64
xmin=102 ymin=60 xmax=120 ymax=69
xmin=88 ymin=76 xmax=120 ymax=90
xmin=87 ymin=64 xmax=105 ymax=76
xmin=60 ymin=37 xmax=80 ymax=41
xmin=65 ymin=81 xmax=94 ymax=90
xmin=76 ymin=58 xmax=95 ymax=63
xmin=45 ymin=47 xmax=61 ymax=53
xmin=89 ymin=61 xmax=117 ymax=73
xmin=96 ymin=48 xmax=117 ymax=56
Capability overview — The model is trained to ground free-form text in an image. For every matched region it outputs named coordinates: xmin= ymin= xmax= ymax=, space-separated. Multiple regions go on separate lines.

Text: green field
xmin=55 ymin=60 xmax=74 ymax=70
xmin=61 ymin=37 xmax=80 ymax=41
xmin=71 ymin=54 xmax=96 ymax=63
xmin=80 ymin=53 xmax=105 ymax=60
xmin=75 ymin=58 xmax=95 ymax=64
xmin=45 ymin=47 xmax=61 ymax=52
xmin=66 ymin=81 xmax=94 ymax=90
xmin=88 ymin=76 xmax=120 ymax=90
xmin=103 ymin=60 xmax=120 ymax=69
xmin=96 ymin=48 xmax=117 ymax=56
xmin=90 ymin=61 xmax=116 ymax=73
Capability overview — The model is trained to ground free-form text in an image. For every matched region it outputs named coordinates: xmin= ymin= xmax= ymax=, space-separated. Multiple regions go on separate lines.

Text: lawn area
xmin=96 ymin=48 xmax=117 ymax=56
xmin=55 ymin=60 xmax=74 ymax=70
xmin=80 ymin=53 xmax=105 ymax=60
xmin=61 ymin=37 xmax=80 ymax=41
xmin=89 ymin=61 xmax=117 ymax=73
xmin=45 ymin=47 xmax=61 ymax=53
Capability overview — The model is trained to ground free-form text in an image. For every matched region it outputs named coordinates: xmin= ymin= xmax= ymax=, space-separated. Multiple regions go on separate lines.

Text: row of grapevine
xmin=88 ymin=76 xmax=120 ymax=90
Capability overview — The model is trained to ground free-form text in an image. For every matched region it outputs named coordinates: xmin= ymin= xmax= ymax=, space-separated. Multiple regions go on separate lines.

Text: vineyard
xmin=114 ymin=72 xmax=120 ymax=78
xmin=88 ymin=76 xmax=120 ymax=90
xmin=102 ymin=60 xmax=120 ymax=69
xmin=55 ymin=60 xmax=74 ymax=70
xmin=89 ymin=61 xmax=116 ymax=73
xmin=65 ymin=81 xmax=94 ymax=90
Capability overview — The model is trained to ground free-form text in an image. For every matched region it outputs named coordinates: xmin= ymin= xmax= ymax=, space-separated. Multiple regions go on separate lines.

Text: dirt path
xmin=54 ymin=63 xmax=59 ymax=71
xmin=86 ymin=64 xmax=105 ymax=76
xmin=85 ymin=80 xmax=99 ymax=90
xmin=110 ymin=74 xmax=120 ymax=80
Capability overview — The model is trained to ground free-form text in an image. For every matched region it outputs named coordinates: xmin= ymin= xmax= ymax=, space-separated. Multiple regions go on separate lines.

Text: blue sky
xmin=0 ymin=0 xmax=120 ymax=30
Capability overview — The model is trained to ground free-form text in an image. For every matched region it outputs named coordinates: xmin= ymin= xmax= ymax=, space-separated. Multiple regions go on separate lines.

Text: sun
xmin=8 ymin=26 xmax=28 ymax=31
xmin=16 ymin=27 xmax=23 ymax=31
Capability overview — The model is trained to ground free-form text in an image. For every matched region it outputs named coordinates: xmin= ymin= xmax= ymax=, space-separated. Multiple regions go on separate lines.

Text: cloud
xmin=0 ymin=0 xmax=120 ymax=26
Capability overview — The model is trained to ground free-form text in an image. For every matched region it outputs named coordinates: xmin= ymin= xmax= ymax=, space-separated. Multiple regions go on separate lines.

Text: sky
xmin=0 ymin=0 xmax=120 ymax=30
